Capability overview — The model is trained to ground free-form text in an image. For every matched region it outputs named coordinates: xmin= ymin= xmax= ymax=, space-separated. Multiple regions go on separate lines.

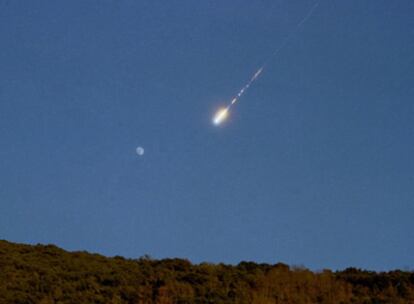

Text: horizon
xmin=2 ymin=239 xmax=413 ymax=273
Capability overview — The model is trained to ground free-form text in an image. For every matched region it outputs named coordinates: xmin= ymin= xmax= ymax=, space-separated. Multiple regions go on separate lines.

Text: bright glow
xmin=213 ymin=107 xmax=229 ymax=125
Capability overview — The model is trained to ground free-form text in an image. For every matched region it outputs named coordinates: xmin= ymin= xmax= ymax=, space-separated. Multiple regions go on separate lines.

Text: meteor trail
xmin=212 ymin=1 xmax=320 ymax=126
xmin=231 ymin=66 xmax=263 ymax=106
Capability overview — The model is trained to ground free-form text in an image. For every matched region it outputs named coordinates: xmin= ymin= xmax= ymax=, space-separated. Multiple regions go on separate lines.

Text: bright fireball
xmin=213 ymin=107 xmax=229 ymax=125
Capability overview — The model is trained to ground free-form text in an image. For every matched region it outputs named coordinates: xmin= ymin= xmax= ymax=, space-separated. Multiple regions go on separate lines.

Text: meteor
xmin=212 ymin=66 xmax=264 ymax=125
xmin=212 ymin=1 xmax=320 ymax=126
xmin=213 ymin=107 xmax=229 ymax=125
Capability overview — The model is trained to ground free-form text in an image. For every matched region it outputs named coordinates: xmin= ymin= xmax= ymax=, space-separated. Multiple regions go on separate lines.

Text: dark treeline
xmin=1 ymin=240 xmax=413 ymax=304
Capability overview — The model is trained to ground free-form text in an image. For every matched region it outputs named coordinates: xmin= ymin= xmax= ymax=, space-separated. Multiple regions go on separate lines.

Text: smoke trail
xmin=298 ymin=1 xmax=320 ymax=28
xmin=213 ymin=1 xmax=320 ymax=126
xmin=265 ymin=0 xmax=320 ymax=64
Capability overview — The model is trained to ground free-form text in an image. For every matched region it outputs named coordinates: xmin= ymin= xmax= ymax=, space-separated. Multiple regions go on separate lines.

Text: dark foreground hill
xmin=0 ymin=240 xmax=413 ymax=304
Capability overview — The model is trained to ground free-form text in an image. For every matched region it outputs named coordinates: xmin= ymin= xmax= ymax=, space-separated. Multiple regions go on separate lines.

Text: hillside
xmin=0 ymin=240 xmax=413 ymax=303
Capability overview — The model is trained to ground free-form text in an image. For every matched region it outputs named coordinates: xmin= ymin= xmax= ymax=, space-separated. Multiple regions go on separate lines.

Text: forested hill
xmin=0 ymin=240 xmax=413 ymax=304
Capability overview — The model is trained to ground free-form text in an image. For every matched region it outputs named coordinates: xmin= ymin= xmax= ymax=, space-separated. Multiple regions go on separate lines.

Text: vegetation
xmin=0 ymin=240 xmax=413 ymax=303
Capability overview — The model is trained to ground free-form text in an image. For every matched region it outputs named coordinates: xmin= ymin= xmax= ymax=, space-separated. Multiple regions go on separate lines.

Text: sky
xmin=1 ymin=0 xmax=413 ymax=271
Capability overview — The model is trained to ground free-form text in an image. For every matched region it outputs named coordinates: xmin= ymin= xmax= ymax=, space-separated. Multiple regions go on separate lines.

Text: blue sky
xmin=1 ymin=0 xmax=413 ymax=270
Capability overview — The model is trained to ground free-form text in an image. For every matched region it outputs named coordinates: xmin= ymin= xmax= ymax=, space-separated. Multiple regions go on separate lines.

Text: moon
xmin=136 ymin=146 xmax=144 ymax=156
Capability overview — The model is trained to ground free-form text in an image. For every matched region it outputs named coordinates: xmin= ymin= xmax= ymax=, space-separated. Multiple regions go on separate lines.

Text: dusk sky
xmin=1 ymin=0 xmax=413 ymax=270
